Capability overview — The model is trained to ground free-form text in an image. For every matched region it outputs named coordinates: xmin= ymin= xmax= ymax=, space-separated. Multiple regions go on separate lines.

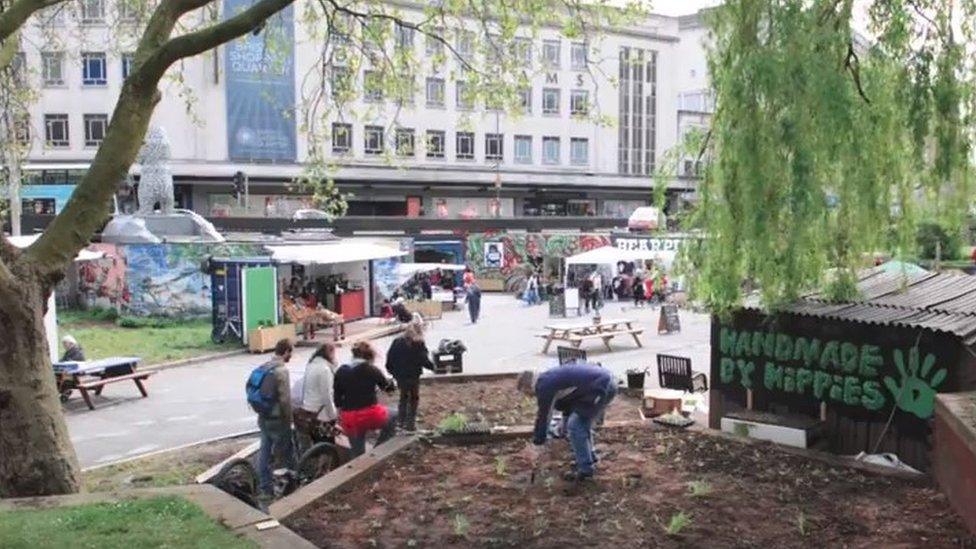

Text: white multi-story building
xmin=15 ymin=1 xmax=711 ymax=226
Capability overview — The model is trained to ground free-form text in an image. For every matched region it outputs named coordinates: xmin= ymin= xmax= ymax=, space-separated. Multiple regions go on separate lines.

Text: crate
xmin=432 ymin=352 xmax=463 ymax=374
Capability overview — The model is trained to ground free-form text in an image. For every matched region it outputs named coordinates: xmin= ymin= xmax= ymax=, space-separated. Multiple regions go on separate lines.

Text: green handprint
xmin=883 ymin=348 xmax=946 ymax=419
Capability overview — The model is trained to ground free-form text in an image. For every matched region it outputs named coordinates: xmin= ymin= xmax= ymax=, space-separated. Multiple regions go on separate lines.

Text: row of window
xmin=331 ymin=123 xmax=590 ymax=166
xmin=335 ymin=68 xmax=589 ymax=115
xmin=29 ymin=51 xmax=134 ymax=87
xmin=44 ymin=0 xmax=139 ymax=25
xmin=36 ymin=113 xmax=109 ymax=148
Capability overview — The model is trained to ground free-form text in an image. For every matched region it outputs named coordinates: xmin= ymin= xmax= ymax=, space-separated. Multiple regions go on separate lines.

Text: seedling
xmin=664 ymin=511 xmax=691 ymax=536
xmin=494 ymin=456 xmax=508 ymax=477
xmin=437 ymin=413 xmax=469 ymax=434
xmin=687 ymin=480 xmax=712 ymax=497
xmin=797 ymin=512 xmax=808 ymax=536
xmin=733 ymin=422 xmax=752 ymax=437
xmin=453 ymin=513 xmax=470 ymax=538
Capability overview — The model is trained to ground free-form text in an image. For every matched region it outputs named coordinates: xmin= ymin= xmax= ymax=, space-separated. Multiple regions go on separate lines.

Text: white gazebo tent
xmin=563 ymin=245 xmax=680 ymax=311
xmin=8 ymin=235 xmax=106 ymax=362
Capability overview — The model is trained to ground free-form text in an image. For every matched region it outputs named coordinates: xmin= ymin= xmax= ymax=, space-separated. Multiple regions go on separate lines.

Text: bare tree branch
xmin=0 ymin=0 xmax=63 ymax=42
xmin=845 ymin=43 xmax=870 ymax=104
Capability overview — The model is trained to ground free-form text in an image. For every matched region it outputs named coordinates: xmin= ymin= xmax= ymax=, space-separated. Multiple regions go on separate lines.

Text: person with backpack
xmin=246 ymin=338 xmax=296 ymax=500
xmin=333 ymin=341 xmax=398 ymax=457
xmin=385 ymin=321 xmax=434 ymax=431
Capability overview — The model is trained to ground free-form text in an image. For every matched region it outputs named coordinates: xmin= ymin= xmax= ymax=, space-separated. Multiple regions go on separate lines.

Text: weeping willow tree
xmin=683 ymin=0 xmax=975 ymax=314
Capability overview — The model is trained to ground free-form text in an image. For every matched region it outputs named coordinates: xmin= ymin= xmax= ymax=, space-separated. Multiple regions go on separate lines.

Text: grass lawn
xmin=58 ymin=310 xmax=239 ymax=366
xmin=0 ymin=496 xmax=255 ymax=548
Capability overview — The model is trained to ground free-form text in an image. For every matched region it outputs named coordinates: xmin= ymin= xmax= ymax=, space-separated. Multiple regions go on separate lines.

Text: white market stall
xmin=394 ymin=262 xmax=466 ymax=310
xmin=8 ymin=235 xmax=106 ymax=362
xmin=563 ymin=245 xmax=681 ymax=310
xmin=266 ymin=240 xmax=407 ymax=321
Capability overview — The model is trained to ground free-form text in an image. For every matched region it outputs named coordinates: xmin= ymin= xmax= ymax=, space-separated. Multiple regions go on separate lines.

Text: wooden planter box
xmin=405 ymin=299 xmax=443 ymax=320
xmin=248 ymin=324 xmax=296 ymax=353
xmin=932 ymin=392 xmax=976 ymax=535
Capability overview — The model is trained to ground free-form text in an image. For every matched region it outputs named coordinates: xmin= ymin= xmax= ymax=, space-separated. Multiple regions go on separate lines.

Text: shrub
xmin=916 ymin=222 xmax=963 ymax=260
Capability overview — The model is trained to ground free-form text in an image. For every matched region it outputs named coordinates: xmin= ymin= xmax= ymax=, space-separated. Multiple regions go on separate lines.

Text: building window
xmin=395 ymin=74 xmax=415 ymax=105
xmin=41 ymin=52 xmax=64 ymax=86
xmin=514 ymin=38 xmax=532 ymax=67
xmin=570 ymin=137 xmax=588 ymax=166
xmin=118 ymin=0 xmax=137 ymax=21
xmin=425 ymin=29 xmax=444 ymax=56
xmin=364 ymin=70 xmax=383 ymax=102
xmin=456 ymin=80 xmax=473 ymax=110
xmin=332 ymin=123 xmax=351 ymax=154
xmin=44 ymin=114 xmax=69 ymax=148
xmin=456 ymin=131 xmax=474 ymax=160
xmin=394 ymin=23 xmax=414 ymax=51
xmin=395 ymin=128 xmax=415 ymax=157
xmin=331 ymin=67 xmax=351 ymax=99
xmin=82 ymin=52 xmax=107 ymax=85
xmin=364 ymin=125 xmax=384 ymax=155
xmin=517 ymin=87 xmax=532 ymax=114
xmin=426 ymin=130 xmax=445 ymax=159
xmin=425 ymin=77 xmax=445 ymax=107
xmin=455 ymin=30 xmax=474 ymax=57
xmin=542 ymin=39 xmax=560 ymax=69
xmin=14 ymin=114 xmax=30 ymax=145
xmin=485 ymin=133 xmax=503 ymax=162
xmin=570 ymin=42 xmax=587 ymax=70
xmin=83 ymin=114 xmax=108 ymax=147
xmin=618 ymin=46 xmax=657 ymax=175
xmin=121 ymin=53 xmax=134 ymax=79
xmin=10 ymin=52 xmax=25 ymax=84
xmin=542 ymin=88 xmax=560 ymax=115
xmin=542 ymin=136 xmax=560 ymax=165
xmin=570 ymin=89 xmax=589 ymax=116
xmin=80 ymin=0 xmax=104 ymax=23
xmin=514 ymin=135 xmax=532 ymax=164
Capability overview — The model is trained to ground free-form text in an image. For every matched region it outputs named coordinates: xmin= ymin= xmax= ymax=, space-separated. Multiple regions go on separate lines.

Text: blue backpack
xmin=246 ymin=363 xmax=278 ymax=416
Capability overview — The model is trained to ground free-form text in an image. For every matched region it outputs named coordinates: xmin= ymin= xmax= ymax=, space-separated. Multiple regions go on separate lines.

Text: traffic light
xmin=232 ymin=171 xmax=245 ymax=200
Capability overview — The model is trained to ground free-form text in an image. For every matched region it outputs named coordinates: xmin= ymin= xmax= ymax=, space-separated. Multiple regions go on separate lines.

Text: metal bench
xmin=657 ymin=354 xmax=707 ymax=393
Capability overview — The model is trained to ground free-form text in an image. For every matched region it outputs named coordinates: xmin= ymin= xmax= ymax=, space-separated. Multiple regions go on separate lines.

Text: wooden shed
xmin=709 ymin=267 xmax=976 ymax=471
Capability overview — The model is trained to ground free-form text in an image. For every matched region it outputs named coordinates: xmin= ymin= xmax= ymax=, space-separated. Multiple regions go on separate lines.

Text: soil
xmin=83 ymin=436 xmax=257 ymax=492
xmin=378 ymin=379 xmax=643 ymax=430
xmin=288 ymin=425 xmax=975 ymax=548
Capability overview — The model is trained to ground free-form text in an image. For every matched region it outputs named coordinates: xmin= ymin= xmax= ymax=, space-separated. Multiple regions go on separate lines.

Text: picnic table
xmin=538 ymin=317 xmax=644 ymax=354
xmin=53 ymin=357 xmax=152 ymax=410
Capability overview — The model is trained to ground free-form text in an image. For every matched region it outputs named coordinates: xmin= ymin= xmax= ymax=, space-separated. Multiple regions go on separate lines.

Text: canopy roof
xmin=8 ymin=234 xmax=105 ymax=262
xmin=265 ymin=241 xmax=406 ymax=265
xmin=565 ymin=245 xmax=675 ymax=266
xmin=397 ymin=262 xmax=465 ymax=276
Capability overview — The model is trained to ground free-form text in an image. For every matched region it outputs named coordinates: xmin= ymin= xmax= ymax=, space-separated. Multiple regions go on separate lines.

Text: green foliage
xmin=494 ymin=455 xmax=508 ymax=477
xmin=436 ymin=412 xmax=469 ymax=434
xmin=916 ymin=222 xmax=962 ymax=260
xmin=116 ymin=316 xmax=183 ymax=329
xmin=664 ymin=511 xmax=691 ymax=536
xmin=687 ymin=480 xmax=712 ymax=497
xmin=797 ymin=511 xmax=808 ymax=536
xmin=453 ymin=513 xmax=470 ymax=538
xmin=0 ymin=496 xmax=254 ymax=548
xmin=682 ymin=0 xmax=975 ymax=314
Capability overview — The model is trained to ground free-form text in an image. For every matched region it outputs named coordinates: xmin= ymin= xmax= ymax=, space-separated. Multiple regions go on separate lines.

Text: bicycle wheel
xmin=296 ymin=442 xmax=341 ymax=485
xmin=209 ymin=458 xmax=260 ymax=509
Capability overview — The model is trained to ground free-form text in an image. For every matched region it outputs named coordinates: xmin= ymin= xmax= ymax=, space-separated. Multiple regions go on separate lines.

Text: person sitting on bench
xmin=60 ymin=335 xmax=86 ymax=362
xmin=392 ymin=297 xmax=414 ymax=323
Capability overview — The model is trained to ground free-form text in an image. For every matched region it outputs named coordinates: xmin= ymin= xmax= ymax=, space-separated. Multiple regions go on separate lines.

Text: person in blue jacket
xmin=516 ymin=363 xmax=616 ymax=481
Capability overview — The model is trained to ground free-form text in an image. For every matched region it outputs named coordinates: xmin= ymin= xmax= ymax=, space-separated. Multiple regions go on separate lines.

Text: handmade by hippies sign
xmin=710 ymin=311 xmax=961 ymax=422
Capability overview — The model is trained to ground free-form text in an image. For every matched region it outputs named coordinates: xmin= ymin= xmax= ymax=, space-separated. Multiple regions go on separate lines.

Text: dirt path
xmin=288 ymin=426 xmax=974 ymax=548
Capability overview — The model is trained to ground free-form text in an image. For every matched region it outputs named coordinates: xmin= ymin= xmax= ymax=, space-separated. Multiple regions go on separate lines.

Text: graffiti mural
xmin=77 ymin=243 xmax=128 ymax=309
xmin=464 ymin=233 xmax=611 ymax=290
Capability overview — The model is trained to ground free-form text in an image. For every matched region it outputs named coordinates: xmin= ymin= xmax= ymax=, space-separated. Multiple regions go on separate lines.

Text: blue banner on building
xmin=224 ymin=0 xmax=296 ymax=162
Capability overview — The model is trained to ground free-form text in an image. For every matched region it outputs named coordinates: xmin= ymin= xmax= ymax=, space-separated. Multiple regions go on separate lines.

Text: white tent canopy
xmin=565 ymin=245 xmax=676 ymax=269
xmin=8 ymin=234 xmax=106 ymax=262
xmin=266 ymin=241 xmax=406 ymax=265
xmin=395 ymin=262 xmax=465 ymax=286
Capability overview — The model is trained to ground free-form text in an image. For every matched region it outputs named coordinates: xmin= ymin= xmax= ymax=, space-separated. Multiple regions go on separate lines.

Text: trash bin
xmin=626 ymin=368 xmax=647 ymax=390
xmin=549 ymin=293 xmax=566 ymax=317
xmin=433 ymin=352 xmax=463 ymax=374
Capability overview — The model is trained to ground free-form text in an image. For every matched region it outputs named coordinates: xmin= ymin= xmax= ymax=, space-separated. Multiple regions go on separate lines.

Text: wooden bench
xmin=75 ymin=371 xmax=155 ymax=411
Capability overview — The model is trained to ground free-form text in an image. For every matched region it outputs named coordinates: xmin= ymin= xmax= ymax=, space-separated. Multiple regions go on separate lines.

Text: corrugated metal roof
xmin=747 ymin=270 xmax=976 ymax=344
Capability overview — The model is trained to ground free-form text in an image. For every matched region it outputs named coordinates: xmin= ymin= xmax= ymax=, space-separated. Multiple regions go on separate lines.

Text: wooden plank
xmin=195 ymin=440 xmax=261 ymax=484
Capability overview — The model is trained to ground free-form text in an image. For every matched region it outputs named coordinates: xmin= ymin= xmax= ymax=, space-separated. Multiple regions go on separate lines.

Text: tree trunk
xmin=0 ymin=272 xmax=80 ymax=497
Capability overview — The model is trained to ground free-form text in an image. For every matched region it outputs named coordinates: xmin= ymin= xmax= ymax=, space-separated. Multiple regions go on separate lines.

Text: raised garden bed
xmin=394 ymin=377 xmax=643 ymax=430
xmin=286 ymin=425 xmax=974 ymax=547
xmin=933 ymin=392 xmax=976 ymax=535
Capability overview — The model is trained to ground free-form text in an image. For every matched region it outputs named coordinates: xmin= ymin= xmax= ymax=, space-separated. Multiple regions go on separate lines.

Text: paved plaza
xmin=67 ymin=294 xmax=710 ymax=467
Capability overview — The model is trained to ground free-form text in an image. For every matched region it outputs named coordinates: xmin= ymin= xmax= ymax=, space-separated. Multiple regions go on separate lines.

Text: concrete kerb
xmin=141 ymin=348 xmax=249 ymax=373
xmin=82 ymin=429 xmax=259 ymax=473
xmin=0 ymin=484 xmax=315 ymax=548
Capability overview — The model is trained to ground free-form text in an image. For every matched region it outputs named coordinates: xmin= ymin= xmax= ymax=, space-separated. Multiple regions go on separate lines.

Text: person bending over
xmin=516 ymin=362 xmax=616 ymax=482
xmin=333 ymin=341 xmax=398 ymax=456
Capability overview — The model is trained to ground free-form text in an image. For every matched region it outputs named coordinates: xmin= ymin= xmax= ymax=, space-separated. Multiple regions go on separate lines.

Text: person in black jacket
xmin=334 ymin=341 xmax=397 ymax=457
xmin=60 ymin=335 xmax=86 ymax=362
xmin=385 ymin=321 xmax=434 ymax=431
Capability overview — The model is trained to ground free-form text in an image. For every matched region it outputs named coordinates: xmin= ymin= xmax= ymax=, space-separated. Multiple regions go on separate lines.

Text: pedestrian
xmin=516 ymin=362 xmax=616 ymax=482
xmin=587 ymin=270 xmax=603 ymax=313
xmin=385 ymin=321 xmax=434 ymax=431
xmin=466 ymin=282 xmax=482 ymax=323
xmin=421 ymin=273 xmax=433 ymax=301
xmin=463 ymin=266 xmax=476 ymax=288
xmin=633 ymin=274 xmax=645 ymax=308
xmin=578 ymin=277 xmax=593 ymax=314
xmin=292 ymin=342 xmax=339 ymax=439
xmin=524 ymin=273 xmax=539 ymax=306
xmin=245 ymin=338 xmax=296 ymax=501
xmin=60 ymin=335 xmax=86 ymax=362
xmin=392 ymin=297 xmax=414 ymax=323
xmin=333 ymin=341 xmax=398 ymax=457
